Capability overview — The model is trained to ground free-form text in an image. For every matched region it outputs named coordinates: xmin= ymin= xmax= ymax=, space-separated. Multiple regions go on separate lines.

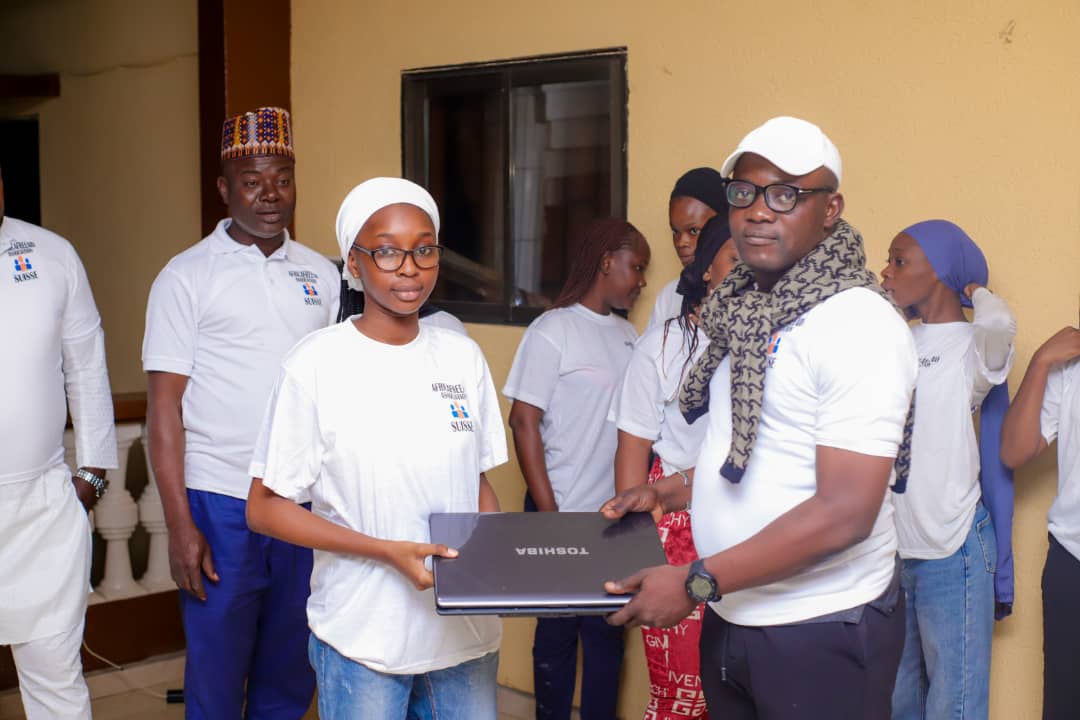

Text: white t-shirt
xmin=1042 ymin=358 xmax=1080 ymax=562
xmin=422 ymin=309 xmax=468 ymax=335
xmin=692 ymin=288 xmax=917 ymax=626
xmin=142 ymin=219 xmax=340 ymax=499
xmin=0 ymin=216 xmax=117 ymax=483
xmin=503 ymin=304 xmax=638 ymax=512
xmin=611 ymin=319 xmax=709 ymax=474
xmin=255 ymin=322 xmax=506 ymax=674
xmin=646 ymin=278 xmax=682 ymax=332
xmin=893 ymin=293 xmax=1015 ymax=559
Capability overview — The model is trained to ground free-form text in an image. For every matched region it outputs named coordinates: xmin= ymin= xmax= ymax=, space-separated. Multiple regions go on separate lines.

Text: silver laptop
xmin=430 ymin=511 xmax=666 ymax=616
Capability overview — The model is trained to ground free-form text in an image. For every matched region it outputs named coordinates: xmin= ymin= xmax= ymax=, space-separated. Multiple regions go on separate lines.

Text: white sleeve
xmin=473 ymin=348 xmax=509 ymax=473
xmin=61 ymin=245 xmax=118 ymax=470
xmin=325 ymin=264 xmax=342 ymax=327
xmin=423 ymin=310 xmax=469 ymax=336
xmin=502 ymin=323 xmax=562 ymax=411
xmin=969 ymin=287 xmax=1016 ymax=400
xmin=259 ymin=370 xmax=324 ymax=502
xmin=1040 ymin=364 xmax=1065 ymax=445
xmin=646 ymin=280 xmax=679 ymax=332
xmin=813 ymin=299 xmax=918 ymax=458
xmin=142 ymin=267 xmax=198 ymax=375
xmin=612 ymin=342 xmax=664 ymax=441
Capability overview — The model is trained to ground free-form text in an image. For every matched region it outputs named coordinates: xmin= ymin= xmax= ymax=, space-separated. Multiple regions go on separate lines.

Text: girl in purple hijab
xmin=880 ymin=219 xmax=1016 ymax=720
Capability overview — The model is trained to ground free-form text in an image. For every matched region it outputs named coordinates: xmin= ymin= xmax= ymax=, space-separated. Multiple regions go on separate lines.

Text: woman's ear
xmin=346 ymin=250 xmax=363 ymax=280
xmin=703 ymin=268 xmax=713 ymax=285
xmin=600 ymin=252 xmax=613 ymax=275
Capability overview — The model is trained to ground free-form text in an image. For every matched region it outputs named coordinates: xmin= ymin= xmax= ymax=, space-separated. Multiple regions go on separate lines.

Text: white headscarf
xmin=334 ymin=177 xmax=441 ymax=291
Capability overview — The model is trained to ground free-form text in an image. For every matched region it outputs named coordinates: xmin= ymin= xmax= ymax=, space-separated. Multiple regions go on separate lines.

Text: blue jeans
xmin=180 ymin=490 xmax=314 ymax=720
xmin=308 ymin=633 xmax=499 ymax=720
xmin=893 ymin=502 xmax=996 ymax=720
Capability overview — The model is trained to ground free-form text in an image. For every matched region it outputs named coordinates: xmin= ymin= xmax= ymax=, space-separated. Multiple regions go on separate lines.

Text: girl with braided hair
xmin=611 ymin=213 xmax=737 ymax=720
xmin=504 ymin=217 xmax=650 ymax=720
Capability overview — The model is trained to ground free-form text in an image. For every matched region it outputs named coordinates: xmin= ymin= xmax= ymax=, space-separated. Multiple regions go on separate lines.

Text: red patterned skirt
xmin=641 ymin=456 xmax=709 ymax=719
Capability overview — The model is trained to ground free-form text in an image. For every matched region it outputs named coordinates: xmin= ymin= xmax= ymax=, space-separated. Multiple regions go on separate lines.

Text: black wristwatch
xmin=685 ymin=558 xmax=721 ymax=603
xmin=74 ymin=468 xmax=108 ymax=499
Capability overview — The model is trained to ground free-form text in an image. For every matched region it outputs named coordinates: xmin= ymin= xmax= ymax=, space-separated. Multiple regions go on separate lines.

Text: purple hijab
xmin=902 ymin=219 xmax=1014 ymax=620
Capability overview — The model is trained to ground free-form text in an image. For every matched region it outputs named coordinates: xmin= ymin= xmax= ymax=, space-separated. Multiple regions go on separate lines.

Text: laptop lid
xmin=430 ymin=511 xmax=666 ymax=616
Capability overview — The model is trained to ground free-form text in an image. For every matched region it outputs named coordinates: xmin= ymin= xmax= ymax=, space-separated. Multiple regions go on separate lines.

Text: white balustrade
xmin=68 ymin=418 xmax=174 ymax=603
xmin=92 ymin=423 xmax=144 ymax=600
xmin=138 ymin=423 xmax=175 ymax=593
xmin=65 ymin=429 xmax=107 ymax=605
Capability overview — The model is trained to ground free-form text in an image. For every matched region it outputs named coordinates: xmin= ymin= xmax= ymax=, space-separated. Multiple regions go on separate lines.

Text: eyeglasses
xmin=350 ymin=244 xmax=443 ymax=272
xmin=725 ymin=180 xmax=834 ymax=214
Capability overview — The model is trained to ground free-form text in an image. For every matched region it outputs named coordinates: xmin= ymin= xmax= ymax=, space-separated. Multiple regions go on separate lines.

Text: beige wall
xmin=0 ymin=0 xmax=201 ymax=393
xmin=292 ymin=1 xmax=1079 ymax=716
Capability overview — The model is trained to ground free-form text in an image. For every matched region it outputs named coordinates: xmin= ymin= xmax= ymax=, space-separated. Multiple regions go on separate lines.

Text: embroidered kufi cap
xmin=221 ymin=106 xmax=294 ymax=161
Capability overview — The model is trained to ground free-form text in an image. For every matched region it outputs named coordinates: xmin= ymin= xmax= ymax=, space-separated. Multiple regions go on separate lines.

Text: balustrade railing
xmin=63 ymin=422 xmax=175 ymax=604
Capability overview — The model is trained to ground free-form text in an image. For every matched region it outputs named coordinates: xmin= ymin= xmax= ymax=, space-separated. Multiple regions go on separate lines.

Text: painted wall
xmin=291 ymin=1 xmax=1079 ymax=717
xmin=0 ymin=0 xmax=201 ymax=393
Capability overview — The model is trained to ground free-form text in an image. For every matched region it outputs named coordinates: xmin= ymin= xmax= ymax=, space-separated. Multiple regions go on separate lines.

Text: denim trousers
xmin=892 ymin=502 xmax=996 ymax=720
xmin=308 ymin=633 xmax=499 ymax=720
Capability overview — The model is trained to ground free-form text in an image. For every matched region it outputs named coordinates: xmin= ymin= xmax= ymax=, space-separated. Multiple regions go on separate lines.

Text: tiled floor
xmin=0 ymin=656 xmax=559 ymax=719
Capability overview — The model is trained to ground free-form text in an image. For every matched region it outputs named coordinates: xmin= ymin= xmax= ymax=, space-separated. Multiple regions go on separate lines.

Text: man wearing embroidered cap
xmin=143 ymin=106 xmax=338 ymax=719
xmin=602 ymin=116 xmax=918 ymax=717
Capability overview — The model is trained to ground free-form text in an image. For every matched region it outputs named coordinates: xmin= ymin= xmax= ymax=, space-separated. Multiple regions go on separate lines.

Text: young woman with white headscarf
xmin=246 ymin=177 xmax=507 ymax=720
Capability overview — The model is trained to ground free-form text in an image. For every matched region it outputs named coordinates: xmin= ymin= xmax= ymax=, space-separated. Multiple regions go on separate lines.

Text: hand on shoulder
xmin=1035 ymin=326 xmax=1080 ymax=369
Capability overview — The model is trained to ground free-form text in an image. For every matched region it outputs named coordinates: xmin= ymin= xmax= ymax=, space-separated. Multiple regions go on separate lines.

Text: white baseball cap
xmin=720 ymin=116 xmax=842 ymax=187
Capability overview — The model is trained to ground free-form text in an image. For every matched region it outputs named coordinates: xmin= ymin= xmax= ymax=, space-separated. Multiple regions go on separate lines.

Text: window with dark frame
xmin=402 ymin=48 xmax=628 ymax=325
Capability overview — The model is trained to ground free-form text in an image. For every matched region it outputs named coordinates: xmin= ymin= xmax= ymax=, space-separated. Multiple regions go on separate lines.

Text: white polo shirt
xmin=142 ymin=219 xmax=340 ymax=499
xmin=1042 ymin=358 xmax=1080 ymax=562
xmin=0 ymin=216 xmax=117 ymax=483
xmin=503 ymin=304 xmax=638 ymax=512
xmin=692 ymin=288 xmax=917 ymax=626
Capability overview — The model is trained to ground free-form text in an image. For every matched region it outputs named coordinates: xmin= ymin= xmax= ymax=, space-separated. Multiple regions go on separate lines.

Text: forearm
xmin=703 ymin=492 xmax=875 ymax=595
xmin=1001 ymin=356 xmax=1052 ymax=468
xmin=703 ymin=447 xmax=891 ymax=595
xmin=614 ymin=431 xmax=653 ymax=494
xmin=146 ymin=380 xmax=193 ymax=530
xmin=479 ymin=473 xmax=500 ymax=512
xmin=247 ymin=479 xmax=390 ymax=559
xmin=510 ymin=419 xmax=557 ymax=510
xmin=655 ymin=470 xmax=692 ymax=514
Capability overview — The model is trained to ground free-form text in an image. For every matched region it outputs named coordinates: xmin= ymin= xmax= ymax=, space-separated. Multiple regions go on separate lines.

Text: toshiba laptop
xmin=430 ymin=511 xmax=666 ymax=616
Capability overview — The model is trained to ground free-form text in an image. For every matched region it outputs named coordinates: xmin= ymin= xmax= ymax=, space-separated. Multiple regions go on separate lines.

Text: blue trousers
xmin=524 ymin=492 xmax=625 ymax=720
xmin=180 ymin=489 xmax=315 ymax=719
xmin=893 ymin=502 xmax=996 ymax=720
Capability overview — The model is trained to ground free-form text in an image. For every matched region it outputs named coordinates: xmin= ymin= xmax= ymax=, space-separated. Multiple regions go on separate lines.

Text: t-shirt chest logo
xmin=432 ymin=382 xmax=475 ymax=433
xmin=766 ymin=331 xmax=782 ymax=368
xmin=288 ymin=269 xmax=322 ymax=306
xmin=12 ymin=254 xmax=38 ymax=283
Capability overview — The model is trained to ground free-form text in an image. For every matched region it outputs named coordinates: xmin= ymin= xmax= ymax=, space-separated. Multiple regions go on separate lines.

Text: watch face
xmin=689 ymin=575 xmax=714 ymax=601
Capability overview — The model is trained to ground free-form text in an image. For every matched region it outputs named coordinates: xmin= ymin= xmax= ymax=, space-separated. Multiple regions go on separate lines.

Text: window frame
xmin=401 ymin=48 xmax=628 ymax=326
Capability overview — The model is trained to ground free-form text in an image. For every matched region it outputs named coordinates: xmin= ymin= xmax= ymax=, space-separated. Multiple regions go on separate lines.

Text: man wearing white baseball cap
xmin=602 ymin=116 xmax=917 ymax=718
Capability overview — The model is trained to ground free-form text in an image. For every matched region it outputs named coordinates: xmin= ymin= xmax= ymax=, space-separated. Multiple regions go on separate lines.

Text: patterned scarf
xmin=679 ymin=219 xmax=914 ymax=491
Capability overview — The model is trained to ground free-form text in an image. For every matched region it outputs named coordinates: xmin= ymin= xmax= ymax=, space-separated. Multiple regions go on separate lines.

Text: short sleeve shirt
xmin=692 ymin=288 xmax=918 ymax=625
xmin=256 ymin=322 xmax=507 ymax=673
xmin=142 ymin=219 xmax=340 ymax=499
xmin=503 ymin=304 xmax=638 ymax=512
